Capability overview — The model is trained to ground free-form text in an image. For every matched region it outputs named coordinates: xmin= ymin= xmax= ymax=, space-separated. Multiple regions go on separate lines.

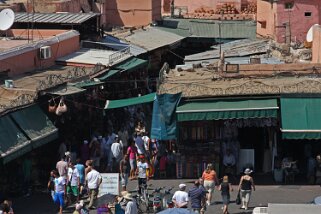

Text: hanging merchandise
xmin=56 ymin=97 xmax=68 ymax=116
xmin=48 ymin=98 xmax=57 ymax=113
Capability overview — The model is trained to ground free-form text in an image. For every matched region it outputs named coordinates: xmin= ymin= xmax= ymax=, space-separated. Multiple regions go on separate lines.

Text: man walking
xmin=67 ymin=162 xmax=80 ymax=204
xmin=111 ymin=135 xmax=123 ymax=172
xmin=86 ymin=161 xmax=102 ymax=209
xmin=136 ymin=156 xmax=149 ymax=196
xmin=53 ymin=170 xmax=66 ymax=214
xmin=56 ymin=156 xmax=68 ymax=179
xmin=120 ymin=154 xmax=130 ymax=191
xmin=188 ymin=180 xmax=206 ymax=214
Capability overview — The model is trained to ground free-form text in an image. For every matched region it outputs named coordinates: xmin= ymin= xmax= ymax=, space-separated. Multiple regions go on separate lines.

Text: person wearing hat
xmin=172 ymin=184 xmax=189 ymax=208
xmin=238 ymin=168 xmax=255 ymax=210
xmin=218 ymin=176 xmax=233 ymax=214
xmin=124 ymin=193 xmax=138 ymax=214
xmin=73 ymin=200 xmax=86 ymax=214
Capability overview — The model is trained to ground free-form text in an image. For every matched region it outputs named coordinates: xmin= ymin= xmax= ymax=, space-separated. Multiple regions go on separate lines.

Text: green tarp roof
xmin=176 ymin=99 xmax=278 ymax=121
xmin=281 ymin=97 xmax=321 ymax=139
xmin=115 ymin=57 xmax=148 ymax=72
xmin=75 ymin=80 xmax=104 ymax=88
xmin=10 ymin=105 xmax=58 ymax=149
xmin=105 ymin=93 xmax=156 ymax=109
xmin=0 ymin=115 xmax=31 ymax=164
xmin=98 ymin=69 xmax=120 ymax=81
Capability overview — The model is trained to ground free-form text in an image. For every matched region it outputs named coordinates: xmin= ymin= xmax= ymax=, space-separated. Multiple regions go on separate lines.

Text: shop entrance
xmin=238 ymin=127 xmax=266 ymax=173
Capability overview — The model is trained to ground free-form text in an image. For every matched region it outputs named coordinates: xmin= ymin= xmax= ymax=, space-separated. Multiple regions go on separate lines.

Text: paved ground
xmin=13 ymin=178 xmax=321 ymax=214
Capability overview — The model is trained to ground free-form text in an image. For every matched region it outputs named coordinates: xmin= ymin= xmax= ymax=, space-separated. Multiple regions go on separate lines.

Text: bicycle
xmin=130 ymin=184 xmax=153 ymax=213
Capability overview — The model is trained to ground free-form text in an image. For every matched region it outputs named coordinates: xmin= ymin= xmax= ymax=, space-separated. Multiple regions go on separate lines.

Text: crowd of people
xmin=170 ymin=164 xmax=255 ymax=214
xmin=50 ymin=114 xmax=179 ymax=214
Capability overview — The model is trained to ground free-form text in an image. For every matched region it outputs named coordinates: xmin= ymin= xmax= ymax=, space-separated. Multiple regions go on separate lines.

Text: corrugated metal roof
xmin=122 ymin=27 xmax=185 ymax=51
xmin=159 ymin=18 xmax=256 ymax=39
xmin=184 ymin=56 xmax=284 ymax=66
xmin=185 ymin=39 xmax=269 ymax=62
xmin=14 ymin=12 xmax=99 ymax=24
xmin=102 ymin=35 xmax=147 ymax=56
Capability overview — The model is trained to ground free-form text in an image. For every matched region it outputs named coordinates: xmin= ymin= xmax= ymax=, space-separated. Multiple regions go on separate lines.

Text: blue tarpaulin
xmin=151 ymin=93 xmax=181 ymax=140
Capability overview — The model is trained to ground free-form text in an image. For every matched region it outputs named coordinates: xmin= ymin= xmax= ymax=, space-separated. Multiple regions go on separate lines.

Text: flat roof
xmin=159 ymin=63 xmax=321 ymax=97
xmin=56 ymin=48 xmax=132 ymax=66
xmin=0 ymin=65 xmax=94 ymax=115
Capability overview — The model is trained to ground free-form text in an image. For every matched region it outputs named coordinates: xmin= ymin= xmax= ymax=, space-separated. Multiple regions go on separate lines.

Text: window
xmin=284 ymin=2 xmax=294 ymax=9
xmin=305 ymin=12 xmax=312 ymax=17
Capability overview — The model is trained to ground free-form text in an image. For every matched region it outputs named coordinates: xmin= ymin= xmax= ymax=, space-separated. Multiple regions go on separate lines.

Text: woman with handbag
xmin=238 ymin=168 xmax=255 ymax=210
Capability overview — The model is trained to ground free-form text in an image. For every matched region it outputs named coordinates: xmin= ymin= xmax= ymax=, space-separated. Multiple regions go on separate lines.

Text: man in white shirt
xmin=142 ymin=132 xmax=150 ymax=157
xmin=111 ymin=136 xmax=123 ymax=172
xmin=67 ymin=162 xmax=80 ymax=203
xmin=53 ymin=170 xmax=66 ymax=214
xmin=86 ymin=162 xmax=102 ymax=209
xmin=136 ymin=156 xmax=149 ymax=195
xmin=172 ymin=183 xmax=189 ymax=208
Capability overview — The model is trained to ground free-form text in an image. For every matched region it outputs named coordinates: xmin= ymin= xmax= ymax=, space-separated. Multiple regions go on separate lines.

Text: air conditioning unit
xmin=40 ymin=46 xmax=52 ymax=59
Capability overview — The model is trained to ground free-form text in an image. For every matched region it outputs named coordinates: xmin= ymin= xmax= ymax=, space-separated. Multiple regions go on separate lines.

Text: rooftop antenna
xmin=0 ymin=8 xmax=15 ymax=40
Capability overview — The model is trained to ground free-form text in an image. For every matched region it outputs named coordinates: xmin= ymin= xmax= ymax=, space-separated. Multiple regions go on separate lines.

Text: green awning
xmin=176 ymin=99 xmax=278 ymax=121
xmin=10 ymin=105 xmax=58 ymax=148
xmin=0 ymin=115 xmax=31 ymax=164
xmin=98 ymin=69 xmax=120 ymax=81
xmin=115 ymin=57 xmax=148 ymax=72
xmin=75 ymin=80 xmax=104 ymax=88
xmin=105 ymin=93 xmax=156 ymax=109
xmin=281 ymin=97 xmax=321 ymax=139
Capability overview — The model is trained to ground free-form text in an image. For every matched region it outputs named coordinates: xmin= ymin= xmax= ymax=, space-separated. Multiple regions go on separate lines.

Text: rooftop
xmin=159 ymin=63 xmax=321 ymax=98
xmin=56 ymin=48 xmax=132 ymax=67
xmin=109 ymin=27 xmax=185 ymax=52
xmin=0 ymin=64 xmax=102 ymax=115
xmin=0 ymin=29 xmax=73 ymax=52
xmin=14 ymin=12 xmax=100 ymax=24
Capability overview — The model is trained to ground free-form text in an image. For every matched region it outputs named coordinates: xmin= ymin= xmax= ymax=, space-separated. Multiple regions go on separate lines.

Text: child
xmin=218 ymin=176 xmax=233 ymax=214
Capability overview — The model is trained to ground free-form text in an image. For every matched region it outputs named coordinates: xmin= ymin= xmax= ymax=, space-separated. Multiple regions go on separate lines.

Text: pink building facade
xmin=0 ymin=29 xmax=80 ymax=76
xmin=105 ymin=0 xmax=161 ymax=28
xmin=257 ymin=0 xmax=321 ymax=43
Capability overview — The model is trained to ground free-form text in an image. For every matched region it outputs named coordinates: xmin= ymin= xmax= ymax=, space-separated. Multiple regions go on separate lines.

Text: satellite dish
xmin=306 ymin=24 xmax=320 ymax=42
xmin=0 ymin=8 xmax=15 ymax=31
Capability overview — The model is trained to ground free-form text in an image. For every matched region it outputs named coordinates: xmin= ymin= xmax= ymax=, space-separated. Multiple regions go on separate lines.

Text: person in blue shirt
xmin=188 ymin=180 xmax=206 ymax=213
xmin=75 ymin=158 xmax=85 ymax=196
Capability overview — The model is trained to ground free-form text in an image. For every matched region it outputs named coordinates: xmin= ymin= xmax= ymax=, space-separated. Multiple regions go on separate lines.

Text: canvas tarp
xmin=151 ymin=93 xmax=181 ymax=140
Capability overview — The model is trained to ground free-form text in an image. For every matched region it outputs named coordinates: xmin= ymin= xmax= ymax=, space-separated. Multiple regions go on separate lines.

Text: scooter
xmin=162 ymin=187 xmax=174 ymax=209
xmin=152 ymin=187 xmax=163 ymax=213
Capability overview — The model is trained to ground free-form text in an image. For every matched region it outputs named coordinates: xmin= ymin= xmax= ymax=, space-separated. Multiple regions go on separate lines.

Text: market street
xmin=13 ymin=178 xmax=321 ymax=214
